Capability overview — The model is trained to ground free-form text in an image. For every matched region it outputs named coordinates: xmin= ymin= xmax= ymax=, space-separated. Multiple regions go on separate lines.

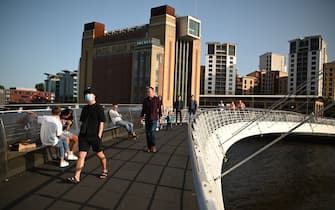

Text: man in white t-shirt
xmin=109 ymin=104 xmax=136 ymax=138
xmin=29 ymin=106 xmax=73 ymax=167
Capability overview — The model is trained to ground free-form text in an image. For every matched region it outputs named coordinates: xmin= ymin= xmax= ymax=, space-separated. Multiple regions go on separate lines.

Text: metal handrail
xmin=188 ymin=108 xmax=335 ymax=210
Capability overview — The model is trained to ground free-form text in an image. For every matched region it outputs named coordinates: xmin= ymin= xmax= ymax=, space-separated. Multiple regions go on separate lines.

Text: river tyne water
xmin=222 ymin=134 xmax=335 ymax=210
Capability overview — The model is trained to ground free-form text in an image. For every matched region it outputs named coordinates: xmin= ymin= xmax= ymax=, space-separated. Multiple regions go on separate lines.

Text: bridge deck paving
xmin=0 ymin=124 xmax=199 ymax=210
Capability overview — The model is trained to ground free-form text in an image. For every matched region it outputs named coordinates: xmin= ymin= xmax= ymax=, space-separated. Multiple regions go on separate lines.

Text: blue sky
xmin=1 ymin=0 xmax=334 ymax=89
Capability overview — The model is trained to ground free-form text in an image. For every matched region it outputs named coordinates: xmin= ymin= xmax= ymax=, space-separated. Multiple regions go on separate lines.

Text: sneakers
xmin=128 ymin=133 xmax=137 ymax=138
xmin=67 ymin=154 xmax=78 ymax=161
xmin=60 ymin=160 xmax=69 ymax=168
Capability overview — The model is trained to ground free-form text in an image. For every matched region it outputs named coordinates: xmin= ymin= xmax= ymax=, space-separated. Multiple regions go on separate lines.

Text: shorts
xmin=63 ymin=131 xmax=73 ymax=137
xmin=78 ymin=135 xmax=103 ymax=152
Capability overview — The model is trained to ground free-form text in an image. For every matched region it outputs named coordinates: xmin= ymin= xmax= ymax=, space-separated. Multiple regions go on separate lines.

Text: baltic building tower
xmin=79 ymin=5 xmax=201 ymax=108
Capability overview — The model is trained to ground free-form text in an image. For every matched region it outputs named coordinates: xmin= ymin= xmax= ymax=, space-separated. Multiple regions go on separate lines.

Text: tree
xmin=0 ymin=85 xmax=4 ymax=89
xmin=35 ymin=83 xmax=45 ymax=91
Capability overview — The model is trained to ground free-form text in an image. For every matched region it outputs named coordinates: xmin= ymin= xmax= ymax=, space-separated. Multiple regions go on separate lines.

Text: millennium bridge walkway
xmin=0 ymin=105 xmax=198 ymax=210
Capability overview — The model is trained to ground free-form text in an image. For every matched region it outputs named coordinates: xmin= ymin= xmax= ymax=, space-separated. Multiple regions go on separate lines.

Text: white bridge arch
xmin=188 ymin=108 xmax=335 ymax=210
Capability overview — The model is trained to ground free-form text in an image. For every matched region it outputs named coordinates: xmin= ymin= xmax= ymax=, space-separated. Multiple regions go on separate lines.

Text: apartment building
xmin=259 ymin=52 xmax=286 ymax=94
xmin=205 ymin=42 xmax=237 ymax=95
xmin=45 ymin=70 xmax=78 ymax=103
xmin=288 ymin=35 xmax=327 ymax=96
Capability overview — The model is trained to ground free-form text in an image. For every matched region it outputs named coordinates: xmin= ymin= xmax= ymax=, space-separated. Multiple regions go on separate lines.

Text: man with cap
xmin=68 ymin=87 xmax=108 ymax=183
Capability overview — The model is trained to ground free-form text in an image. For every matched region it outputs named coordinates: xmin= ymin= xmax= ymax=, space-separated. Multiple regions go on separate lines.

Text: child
xmin=165 ymin=112 xmax=174 ymax=130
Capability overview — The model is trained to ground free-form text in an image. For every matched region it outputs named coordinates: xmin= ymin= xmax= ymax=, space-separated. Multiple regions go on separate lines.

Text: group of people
xmin=28 ymin=86 xmax=198 ymax=184
xmin=218 ymin=100 xmax=246 ymax=110
xmin=28 ymin=107 xmax=79 ymax=168
xmin=28 ymin=87 xmax=108 ymax=183
xmin=173 ymin=94 xmax=198 ymax=124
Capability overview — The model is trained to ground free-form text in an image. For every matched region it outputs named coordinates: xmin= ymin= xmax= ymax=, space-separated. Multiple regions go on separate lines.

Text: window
xmin=290 ymin=41 xmax=296 ymax=54
xmin=310 ymin=38 xmax=319 ymax=51
xmin=189 ymin=18 xmax=200 ymax=37
xmin=228 ymin=45 xmax=236 ymax=56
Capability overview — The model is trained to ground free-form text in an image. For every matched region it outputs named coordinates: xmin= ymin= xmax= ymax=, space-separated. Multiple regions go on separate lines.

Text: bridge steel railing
xmin=188 ymin=108 xmax=335 ymax=210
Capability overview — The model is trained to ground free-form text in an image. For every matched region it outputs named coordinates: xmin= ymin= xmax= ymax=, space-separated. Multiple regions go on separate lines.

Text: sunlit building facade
xmin=259 ymin=52 xmax=286 ymax=94
xmin=79 ymin=5 xmax=201 ymax=107
xmin=323 ymin=61 xmax=335 ymax=100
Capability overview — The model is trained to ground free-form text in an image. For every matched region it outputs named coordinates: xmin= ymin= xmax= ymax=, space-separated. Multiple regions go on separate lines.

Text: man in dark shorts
xmin=68 ymin=87 xmax=108 ymax=183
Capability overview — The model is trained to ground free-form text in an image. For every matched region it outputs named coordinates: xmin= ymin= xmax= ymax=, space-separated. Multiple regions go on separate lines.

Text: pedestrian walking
xmin=174 ymin=95 xmax=184 ymax=125
xmin=68 ymin=87 xmax=108 ymax=183
xmin=140 ymin=87 xmax=162 ymax=153
xmin=188 ymin=95 xmax=197 ymax=122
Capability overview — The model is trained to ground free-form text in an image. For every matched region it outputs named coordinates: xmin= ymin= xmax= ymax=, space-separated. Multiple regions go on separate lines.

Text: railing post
xmin=0 ymin=117 xmax=8 ymax=181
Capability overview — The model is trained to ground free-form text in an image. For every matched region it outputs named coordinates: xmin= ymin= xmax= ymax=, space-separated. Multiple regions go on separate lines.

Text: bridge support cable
xmin=218 ymin=72 xmax=323 ymax=148
xmin=214 ymin=100 xmax=335 ymax=181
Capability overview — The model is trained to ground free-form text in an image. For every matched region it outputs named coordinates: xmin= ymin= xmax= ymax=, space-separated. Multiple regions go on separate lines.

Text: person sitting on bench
xmin=28 ymin=106 xmax=73 ymax=168
xmin=109 ymin=104 xmax=136 ymax=138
